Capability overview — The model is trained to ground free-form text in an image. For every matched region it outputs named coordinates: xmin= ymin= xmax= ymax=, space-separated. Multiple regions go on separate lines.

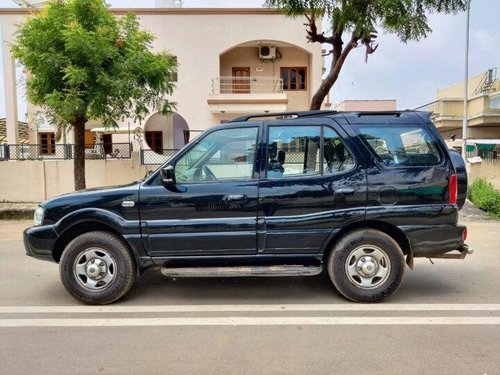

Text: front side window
xmin=175 ymin=127 xmax=258 ymax=183
xmin=355 ymin=125 xmax=442 ymax=167
xmin=266 ymin=126 xmax=320 ymax=178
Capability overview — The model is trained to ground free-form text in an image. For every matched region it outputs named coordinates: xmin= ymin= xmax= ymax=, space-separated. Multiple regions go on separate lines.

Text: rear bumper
xmin=23 ymin=225 xmax=58 ymax=262
xmin=401 ymin=223 xmax=467 ymax=258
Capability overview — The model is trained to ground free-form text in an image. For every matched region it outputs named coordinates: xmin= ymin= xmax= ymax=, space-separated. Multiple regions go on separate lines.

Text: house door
xmin=38 ymin=132 xmax=55 ymax=155
xmin=102 ymin=134 xmax=112 ymax=154
xmin=232 ymin=67 xmax=250 ymax=93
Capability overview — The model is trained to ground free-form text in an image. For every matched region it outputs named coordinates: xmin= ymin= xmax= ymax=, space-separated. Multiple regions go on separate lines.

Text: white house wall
xmin=0 ymin=8 xmax=323 ymax=144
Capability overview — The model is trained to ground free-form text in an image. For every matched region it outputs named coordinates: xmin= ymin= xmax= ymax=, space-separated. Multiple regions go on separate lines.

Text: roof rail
xmin=356 ymin=111 xmax=403 ymax=117
xmin=229 ymin=110 xmax=337 ymax=123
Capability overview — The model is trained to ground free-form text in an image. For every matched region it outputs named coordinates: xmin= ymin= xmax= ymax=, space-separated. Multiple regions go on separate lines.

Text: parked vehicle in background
xmin=24 ymin=110 xmax=471 ymax=304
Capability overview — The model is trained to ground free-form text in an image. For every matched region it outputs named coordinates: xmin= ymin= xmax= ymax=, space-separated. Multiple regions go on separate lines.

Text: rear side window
xmin=267 ymin=126 xmax=321 ymax=177
xmin=355 ymin=125 xmax=442 ymax=167
xmin=265 ymin=125 xmax=355 ymax=178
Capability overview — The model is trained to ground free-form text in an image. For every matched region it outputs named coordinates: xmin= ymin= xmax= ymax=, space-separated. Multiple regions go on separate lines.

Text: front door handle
xmin=335 ymin=188 xmax=356 ymax=196
xmin=223 ymin=194 xmax=247 ymax=203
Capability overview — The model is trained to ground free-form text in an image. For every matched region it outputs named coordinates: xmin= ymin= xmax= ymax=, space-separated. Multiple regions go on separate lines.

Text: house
xmin=415 ymin=68 xmax=500 ymax=141
xmin=0 ymin=6 xmax=324 ymax=157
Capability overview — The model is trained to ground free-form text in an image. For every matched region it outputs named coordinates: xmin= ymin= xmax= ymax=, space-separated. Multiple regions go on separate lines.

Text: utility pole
xmin=462 ymin=0 xmax=470 ymax=160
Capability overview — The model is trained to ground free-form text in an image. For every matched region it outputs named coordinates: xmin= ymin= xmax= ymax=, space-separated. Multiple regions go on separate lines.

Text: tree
xmin=12 ymin=0 xmax=177 ymax=190
xmin=265 ymin=0 xmax=468 ymax=110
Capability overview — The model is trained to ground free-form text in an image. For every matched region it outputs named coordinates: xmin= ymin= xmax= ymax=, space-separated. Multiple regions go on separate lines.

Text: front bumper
xmin=23 ymin=225 xmax=59 ymax=262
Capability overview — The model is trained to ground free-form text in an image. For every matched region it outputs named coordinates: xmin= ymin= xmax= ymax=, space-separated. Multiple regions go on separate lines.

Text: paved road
xmin=1 ymin=218 xmax=500 ymax=374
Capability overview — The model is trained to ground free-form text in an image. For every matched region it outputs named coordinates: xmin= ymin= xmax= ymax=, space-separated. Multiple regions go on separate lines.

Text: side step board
xmin=161 ymin=265 xmax=323 ymax=278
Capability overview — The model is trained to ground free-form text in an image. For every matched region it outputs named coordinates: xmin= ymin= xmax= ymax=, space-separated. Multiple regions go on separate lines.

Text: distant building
xmin=334 ymin=100 xmax=397 ymax=111
xmin=0 ymin=118 xmax=28 ymax=144
xmin=416 ymin=68 xmax=500 ymax=141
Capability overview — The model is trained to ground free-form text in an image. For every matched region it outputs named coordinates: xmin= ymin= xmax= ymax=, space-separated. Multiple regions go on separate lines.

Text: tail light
xmin=462 ymin=228 xmax=467 ymax=241
xmin=449 ymin=173 xmax=458 ymax=205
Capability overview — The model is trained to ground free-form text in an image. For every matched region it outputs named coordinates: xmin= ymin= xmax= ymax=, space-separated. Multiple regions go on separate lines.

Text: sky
xmin=0 ymin=0 xmax=499 ymax=119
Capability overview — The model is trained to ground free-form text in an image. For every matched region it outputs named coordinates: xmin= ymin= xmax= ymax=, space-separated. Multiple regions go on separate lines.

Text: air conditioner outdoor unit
xmin=259 ymin=45 xmax=276 ymax=60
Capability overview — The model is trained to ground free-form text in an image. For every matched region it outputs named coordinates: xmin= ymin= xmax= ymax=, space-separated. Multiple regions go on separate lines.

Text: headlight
xmin=34 ymin=206 xmax=45 ymax=226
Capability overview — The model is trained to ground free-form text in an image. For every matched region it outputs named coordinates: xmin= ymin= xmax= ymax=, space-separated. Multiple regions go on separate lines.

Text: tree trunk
xmin=72 ymin=116 xmax=87 ymax=191
xmin=310 ymin=40 xmax=356 ymax=110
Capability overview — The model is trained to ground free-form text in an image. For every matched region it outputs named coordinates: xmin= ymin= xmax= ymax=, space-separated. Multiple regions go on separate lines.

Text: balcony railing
xmin=414 ymin=100 xmax=440 ymax=115
xmin=0 ymin=143 xmax=132 ymax=161
xmin=211 ymin=76 xmax=284 ymax=94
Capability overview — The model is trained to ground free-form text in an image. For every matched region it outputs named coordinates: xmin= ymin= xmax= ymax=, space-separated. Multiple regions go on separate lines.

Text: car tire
xmin=59 ymin=231 xmax=136 ymax=305
xmin=327 ymin=229 xmax=405 ymax=302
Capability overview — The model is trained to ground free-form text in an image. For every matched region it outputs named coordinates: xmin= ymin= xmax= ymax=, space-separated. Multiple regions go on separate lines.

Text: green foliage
xmin=265 ymin=0 xmax=468 ymax=42
xmin=468 ymin=179 xmax=500 ymax=219
xmin=11 ymin=0 xmax=177 ymax=129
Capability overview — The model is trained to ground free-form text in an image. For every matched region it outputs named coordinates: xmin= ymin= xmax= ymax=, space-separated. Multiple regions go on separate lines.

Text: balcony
xmin=416 ymin=95 xmax=500 ymax=129
xmin=207 ymin=76 xmax=288 ymax=114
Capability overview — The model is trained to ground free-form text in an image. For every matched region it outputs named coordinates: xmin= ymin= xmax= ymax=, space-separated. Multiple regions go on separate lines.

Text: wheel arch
xmin=322 ymin=220 xmax=414 ymax=269
xmin=52 ymin=221 xmax=142 ymax=274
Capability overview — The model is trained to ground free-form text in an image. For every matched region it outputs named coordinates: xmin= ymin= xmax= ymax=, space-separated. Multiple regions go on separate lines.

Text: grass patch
xmin=468 ymin=178 xmax=500 ymax=219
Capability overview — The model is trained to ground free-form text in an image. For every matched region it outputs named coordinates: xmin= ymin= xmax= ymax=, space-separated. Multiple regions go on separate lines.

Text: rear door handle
xmin=224 ymin=194 xmax=247 ymax=202
xmin=335 ymin=188 xmax=356 ymax=196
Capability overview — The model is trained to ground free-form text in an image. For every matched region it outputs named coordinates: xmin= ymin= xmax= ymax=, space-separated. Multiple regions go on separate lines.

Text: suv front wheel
xmin=327 ymin=229 xmax=405 ymax=302
xmin=59 ymin=231 xmax=136 ymax=305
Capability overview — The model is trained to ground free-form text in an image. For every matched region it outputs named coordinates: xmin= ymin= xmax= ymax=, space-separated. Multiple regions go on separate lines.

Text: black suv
xmin=24 ymin=110 xmax=471 ymax=304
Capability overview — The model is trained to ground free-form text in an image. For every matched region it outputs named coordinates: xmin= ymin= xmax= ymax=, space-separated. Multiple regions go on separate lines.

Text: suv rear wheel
xmin=327 ymin=229 xmax=405 ymax=302
xmin=59 ymin=231 xmax=136 ymax=305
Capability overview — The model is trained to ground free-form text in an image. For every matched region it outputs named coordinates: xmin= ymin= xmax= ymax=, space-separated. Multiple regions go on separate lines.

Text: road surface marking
xmin=1 ymin=316 xmax=500 ymax=327
xmin=1 ymin=304 xmax=500 ymax=314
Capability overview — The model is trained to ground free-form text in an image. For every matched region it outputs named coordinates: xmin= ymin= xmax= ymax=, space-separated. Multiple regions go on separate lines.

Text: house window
xmin=280 ymin=67 xmax=307 ymax=91
xmin=171 ymin=56 xmax=178 ymax=82
xmin=38 ymin=132 xmax=55 ymax=155
xmin=145 ymin=131 xmax=163 ymax=154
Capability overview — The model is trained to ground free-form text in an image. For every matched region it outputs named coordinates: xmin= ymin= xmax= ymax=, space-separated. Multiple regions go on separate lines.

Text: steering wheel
xmin=202 ymin=165 xmax=217 ymax=181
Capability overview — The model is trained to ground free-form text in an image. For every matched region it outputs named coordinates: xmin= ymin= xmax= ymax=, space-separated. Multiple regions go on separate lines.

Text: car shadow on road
xmin=120 ymin=267 xmax=470 ymax=305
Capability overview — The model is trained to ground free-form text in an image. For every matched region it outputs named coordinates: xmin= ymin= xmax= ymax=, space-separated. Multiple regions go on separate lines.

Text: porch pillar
xmin=2 ymin=20 xmax=19 ymax=144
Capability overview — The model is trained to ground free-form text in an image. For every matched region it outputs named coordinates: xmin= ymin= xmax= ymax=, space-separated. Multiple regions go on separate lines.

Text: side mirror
xmin=160 ymin=165 xmax=176 ymax=186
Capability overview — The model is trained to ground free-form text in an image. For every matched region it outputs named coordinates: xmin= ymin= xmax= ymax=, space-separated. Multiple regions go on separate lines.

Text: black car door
xmin=257 ymin=119 xmax=367 ymax=254
xmin=139 ymin=125 xmax=260 ymax=257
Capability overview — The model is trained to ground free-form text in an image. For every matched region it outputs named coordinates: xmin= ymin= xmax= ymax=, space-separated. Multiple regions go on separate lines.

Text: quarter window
xmin=356 ymin=125 xmax=442 ymax=166
xmin=175 ymin=127 xmax=258 ymax=183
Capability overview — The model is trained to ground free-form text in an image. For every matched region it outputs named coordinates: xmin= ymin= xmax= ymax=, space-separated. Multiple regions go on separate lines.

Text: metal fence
xmin=0 ymin=143 xmax=132 ymax=161
xmin=79 ymin=143 xmax=132 ymax=160
xmin=466 ymin=146 xmax=500 ymax=162
xmin=140 ymin=149 xmax=179 ymax=165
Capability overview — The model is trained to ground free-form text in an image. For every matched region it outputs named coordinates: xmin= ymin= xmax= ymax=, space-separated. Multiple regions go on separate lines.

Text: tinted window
xmin=355 ymin=125 xmax=442 ymax=166
xmin=267 ymin=126 xmax=320 ymax=178
xmin=323 ymin=127 xmax=355 ymax=173
xmin=175 ymin=127 xmax=258 ymax=182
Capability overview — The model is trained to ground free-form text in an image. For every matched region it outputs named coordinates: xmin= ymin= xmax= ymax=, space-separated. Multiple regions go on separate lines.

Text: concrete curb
xmin=0 ymin=208 xmax=35 ymax=220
